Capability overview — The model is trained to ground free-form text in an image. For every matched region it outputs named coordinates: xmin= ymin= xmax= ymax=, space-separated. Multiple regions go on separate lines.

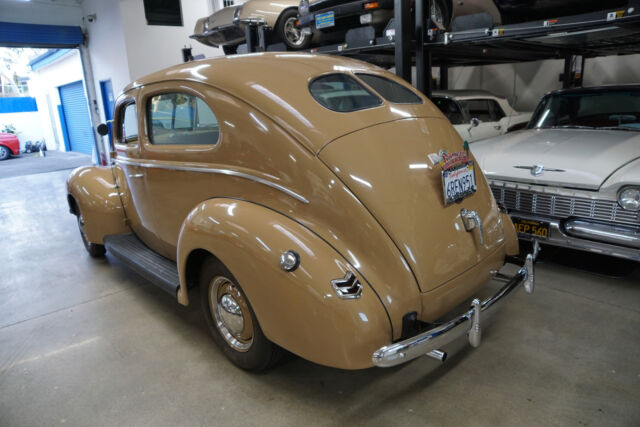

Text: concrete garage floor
xmin=1 ymin=169 xmax=639 ymax=426
xmin=0 ymin=151 xmax=91 ymax=180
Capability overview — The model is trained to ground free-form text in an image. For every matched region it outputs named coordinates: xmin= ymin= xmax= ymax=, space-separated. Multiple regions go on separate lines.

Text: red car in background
xmin=0 ymin=132 xmax=20 ymax=161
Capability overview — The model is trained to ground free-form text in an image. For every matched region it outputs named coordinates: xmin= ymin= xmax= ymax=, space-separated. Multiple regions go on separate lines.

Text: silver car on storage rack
xmin=471 ymin=85 xmax=640 ymax=261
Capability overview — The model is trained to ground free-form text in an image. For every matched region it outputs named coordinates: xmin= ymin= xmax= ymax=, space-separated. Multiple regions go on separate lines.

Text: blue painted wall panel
xmin=0 ymin=97 xmax=38 ymax=113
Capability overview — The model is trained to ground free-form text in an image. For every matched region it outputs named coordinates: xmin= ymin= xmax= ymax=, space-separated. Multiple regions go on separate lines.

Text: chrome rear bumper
xmin=372 ymin=248 xmax=536 ymax=368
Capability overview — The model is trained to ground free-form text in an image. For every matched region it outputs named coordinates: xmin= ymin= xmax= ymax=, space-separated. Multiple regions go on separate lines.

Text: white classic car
xmin=471 ymin=85 xmax=640 ymax=261
xmin=432 ymin=90 xmax=532 ymax=142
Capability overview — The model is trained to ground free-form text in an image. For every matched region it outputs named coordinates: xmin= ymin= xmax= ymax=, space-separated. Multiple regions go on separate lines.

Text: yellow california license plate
xmin=512 ymin=218 xmax=549 ymax=239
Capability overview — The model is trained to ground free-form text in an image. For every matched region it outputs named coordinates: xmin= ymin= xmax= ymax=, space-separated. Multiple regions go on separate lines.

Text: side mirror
xmin=468 ymin=117 xmax=480 ymax=133
xmin=97 ymin=123 xmax=109 ymax=136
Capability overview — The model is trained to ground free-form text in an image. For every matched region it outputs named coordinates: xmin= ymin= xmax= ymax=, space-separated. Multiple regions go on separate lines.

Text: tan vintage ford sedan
xmin=67 ymin=53 xmax=536 ymax=371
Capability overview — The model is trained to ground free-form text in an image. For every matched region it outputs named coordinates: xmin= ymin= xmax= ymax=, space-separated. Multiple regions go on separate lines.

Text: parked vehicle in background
xmin=472 ymin=85 xmax=640 ymax=262
xmin=192 ymin=0 xmax=310 ymax=54
xmin=432 ymin=90 xmax=531 ymax=142
xmin=67 ymin=53 xmax=536 ymax=372
xmin=297 ymin=0 xmax=501 ymax=43
xmin=297 ymin=0 xmax=630 ymax=48
xmin=0 ymin=132 xmax=20 ymax=160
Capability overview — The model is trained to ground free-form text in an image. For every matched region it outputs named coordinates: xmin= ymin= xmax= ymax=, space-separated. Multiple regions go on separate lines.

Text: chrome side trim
xmin=116 ymin=157 xmax=309 ymax=204
xmin=372 ymin=253 xmax=534 ymax=368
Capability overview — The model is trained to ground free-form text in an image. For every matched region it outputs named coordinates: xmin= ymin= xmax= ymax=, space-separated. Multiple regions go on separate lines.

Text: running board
xmin=104 ymin=233 xmax=179 ymax=297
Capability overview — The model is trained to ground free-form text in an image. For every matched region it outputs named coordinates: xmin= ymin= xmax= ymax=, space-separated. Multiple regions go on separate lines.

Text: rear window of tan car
xmin=355 ymin=74 xmax=423 ymax=104
xmin=309 ymin=74 xmax=382 ymax=112
xmin=147 ymin=93 xmax=219 ymax=145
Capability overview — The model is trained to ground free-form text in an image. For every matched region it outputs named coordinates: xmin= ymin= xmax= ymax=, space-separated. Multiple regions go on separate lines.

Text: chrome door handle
xmin=493 ymin=125 xmax=502 ymax=130
xmin=460 ymin=209 xmax=484 ymax=245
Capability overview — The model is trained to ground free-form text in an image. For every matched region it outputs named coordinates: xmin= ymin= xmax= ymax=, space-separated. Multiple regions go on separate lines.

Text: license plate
xmin=442 ymin=162 xmax=476 ymax=205
xmin=316 ymin=11 xmax=335 ymax=29
xmin=512 ymin=218 xmax=550 ymax=239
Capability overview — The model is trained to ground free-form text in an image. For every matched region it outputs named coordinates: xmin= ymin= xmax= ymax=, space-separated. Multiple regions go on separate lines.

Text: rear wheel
xmin=200 ymin=257 xmax=281 ymax=371
xmin=77 ymin=214 xmax=106 ymax=257
xmin=0 ymin=146 xmax=10 ymax=161
xmin=277 ymin=9 xmax=311 ymax=50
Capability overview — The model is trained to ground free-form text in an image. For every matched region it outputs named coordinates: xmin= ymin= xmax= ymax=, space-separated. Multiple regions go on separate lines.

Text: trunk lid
xmin=319 ymin=117 xmax=505 ymax=293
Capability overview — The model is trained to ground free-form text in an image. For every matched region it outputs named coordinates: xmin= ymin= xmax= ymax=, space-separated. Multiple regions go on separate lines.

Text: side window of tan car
xmin=147 ymin=93 xmax=219 ymax=145
xmin=122 ymin=103 xmax=139 ymax=143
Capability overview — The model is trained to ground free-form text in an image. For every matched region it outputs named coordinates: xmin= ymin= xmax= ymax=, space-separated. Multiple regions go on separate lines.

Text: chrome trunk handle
xmin=461 ymin=208 xmax=484 ymax=245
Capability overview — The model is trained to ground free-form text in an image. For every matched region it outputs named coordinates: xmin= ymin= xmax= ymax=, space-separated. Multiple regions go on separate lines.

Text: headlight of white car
xmin=618 ymin=187 xmax=640 ymax=211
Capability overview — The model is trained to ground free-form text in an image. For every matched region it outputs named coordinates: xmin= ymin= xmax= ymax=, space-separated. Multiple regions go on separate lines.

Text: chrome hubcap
xmin=219 ymin=293 xmax=244 ymax=334
xmin=284 ymin=17 xmax=305 ymax=46
xmin=209 ymin=276 xmax=253 ymax=352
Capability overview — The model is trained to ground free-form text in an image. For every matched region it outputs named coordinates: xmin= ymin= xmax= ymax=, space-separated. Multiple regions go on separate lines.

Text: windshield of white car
xmin=529 ymin=89 xmax=640 ymax=131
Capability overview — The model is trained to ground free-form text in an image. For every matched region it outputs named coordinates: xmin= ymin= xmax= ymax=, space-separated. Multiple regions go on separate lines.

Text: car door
xmin=459 ymin=98 xmax=501 ymax=141
xmin=136 ymin=82 xmax=222 ymax=259
xmin=111 ymin=93 xmax=168 ymax=254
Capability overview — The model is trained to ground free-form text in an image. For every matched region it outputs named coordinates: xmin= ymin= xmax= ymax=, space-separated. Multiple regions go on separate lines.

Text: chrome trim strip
xmin=564 ymin=219 xmax=640 ymax=249
xmin=372 ymin=254 xmax=534 ymax=368
xmin=116 ymin=157 xmax=309 ymax=204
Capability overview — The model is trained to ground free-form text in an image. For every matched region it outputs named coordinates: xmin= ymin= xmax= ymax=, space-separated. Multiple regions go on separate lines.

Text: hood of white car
xmin=471 ymin=128 xmax=640 ymax=190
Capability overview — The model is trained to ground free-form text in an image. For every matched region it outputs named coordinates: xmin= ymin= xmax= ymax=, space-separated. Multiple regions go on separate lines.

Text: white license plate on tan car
xmin=442 ymin=162 xmax=477 ymax=205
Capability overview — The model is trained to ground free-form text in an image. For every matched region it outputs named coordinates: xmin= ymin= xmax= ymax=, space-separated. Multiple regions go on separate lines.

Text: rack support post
xmin=440 ymin=65 xmax=449 ymax=90
xmin=562 ymin=55 xmax=573 ymax=89
xmin=394 ymin=0 xmax=411 ymax=83
xmin=245 ymin=24 xmax=258 ymax=53
xmin=416 ymin=0 xmax=431 ymax=97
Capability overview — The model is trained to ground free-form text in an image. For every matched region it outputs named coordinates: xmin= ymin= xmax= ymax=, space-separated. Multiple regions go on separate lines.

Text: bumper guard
xmin=372 ymin=242 xmax=538 ymax=367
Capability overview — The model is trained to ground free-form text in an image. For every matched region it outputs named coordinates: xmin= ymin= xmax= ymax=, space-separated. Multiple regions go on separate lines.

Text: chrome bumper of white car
xmin=371 ymin=246 xmax=537 ymax=368
xmin=514 ymin=213 xmax=640 ymax=262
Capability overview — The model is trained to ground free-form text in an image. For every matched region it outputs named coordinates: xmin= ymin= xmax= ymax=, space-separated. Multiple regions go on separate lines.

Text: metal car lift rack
xmin=243 ymin=0 xmax=640 ymax=98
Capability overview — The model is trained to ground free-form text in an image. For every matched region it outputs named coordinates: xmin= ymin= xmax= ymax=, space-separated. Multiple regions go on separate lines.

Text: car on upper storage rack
xmin=471 ymin=85 xmax=640 ymax=262
xmin=432 ymin=90 xmax=532 ymax=143
xmin=0 ymin=132 xmax=20 ymax=160
xmin=67 ymin=53 xmax=536 ymax=372
xmin=191 ymin=0 xmax=311 ymax=54
xmin=297 ymin=0 xmax=502 ymax=43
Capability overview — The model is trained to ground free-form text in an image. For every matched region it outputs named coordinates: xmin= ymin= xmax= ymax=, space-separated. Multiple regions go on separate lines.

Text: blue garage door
xmin=59 ymin=81 xmax=94 ymax=155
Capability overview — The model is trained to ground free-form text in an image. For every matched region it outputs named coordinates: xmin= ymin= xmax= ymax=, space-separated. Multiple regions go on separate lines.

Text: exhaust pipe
xmin=426 ymin=349 xmax=447 ymax=362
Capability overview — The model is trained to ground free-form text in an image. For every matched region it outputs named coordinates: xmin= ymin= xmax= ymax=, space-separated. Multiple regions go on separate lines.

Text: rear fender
xmin=177 ymin=198 xmax=391 ymax=369
xmin=67 ymin=166 xmax=128 ymax=244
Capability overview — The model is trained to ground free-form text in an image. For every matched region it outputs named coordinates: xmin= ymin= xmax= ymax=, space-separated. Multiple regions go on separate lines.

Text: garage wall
xmin=80 ymin=0 xmax=132 ymax=108
xmin=449 ymin=54 xmax=640 ymax=112
xmin=119 ymin=0 xmax=224 ymax=81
